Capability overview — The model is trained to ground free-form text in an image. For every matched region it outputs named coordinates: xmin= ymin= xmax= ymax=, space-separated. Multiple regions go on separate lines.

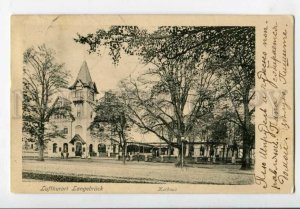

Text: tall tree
xmin=90 ymin=91 xmax=131 ymax=164
xmin=210 ymin=116 xmax=228 ymax=145
xmin=213 ymin=32 xmax=255 ymax=169
xmin=23 ymin=44 xmax=71 ymax=161
xmin=207 ymin=115 xmax=228 ymax=160
xmin=119 ymin=55 xmax=219 ymax=166
xmin=75 ymin=26 xmax=255 ymax=169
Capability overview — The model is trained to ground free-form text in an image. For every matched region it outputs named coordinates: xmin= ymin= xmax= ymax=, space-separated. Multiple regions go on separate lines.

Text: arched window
xmin=53 ymin=143 xmax=57 ymax=153
xmin=200 ymin=146 xmax=205 ymax=156
xmin=63 ymin=143 xmax=68 ymax=152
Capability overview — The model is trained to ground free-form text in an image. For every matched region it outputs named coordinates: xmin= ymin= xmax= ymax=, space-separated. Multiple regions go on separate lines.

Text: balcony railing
xmin=73 ymin=96 xmax=84 ymax=102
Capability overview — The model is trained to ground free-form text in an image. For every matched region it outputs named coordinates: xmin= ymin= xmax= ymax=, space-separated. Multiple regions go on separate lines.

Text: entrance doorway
xmin=98 ymin=143 xmax=106 ymax=157
xmin=89 ymin=144 xmax=93 ymax=153
xmin=75 ymin=142 xmax=82 ymax=157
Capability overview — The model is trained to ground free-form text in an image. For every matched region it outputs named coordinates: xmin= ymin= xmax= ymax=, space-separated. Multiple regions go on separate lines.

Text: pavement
xmin=23 ymin=158 xmax=254 ymax=185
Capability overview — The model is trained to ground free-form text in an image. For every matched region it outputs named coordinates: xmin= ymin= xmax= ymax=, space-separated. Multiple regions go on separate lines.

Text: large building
xmin=47 ymin=61 xmax=119 ymax=158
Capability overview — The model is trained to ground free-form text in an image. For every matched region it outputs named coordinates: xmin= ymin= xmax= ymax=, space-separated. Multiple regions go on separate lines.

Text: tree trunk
xmin=122 ymin=144 xmax=127 ymax=165
xmin=38 ymin=143 xmax=44 ymax=161
xmin=241 ymin=142 xmax=251 ymax=170
xmin=37 ymin=121 xmax=45 ymax=161
xmin=241 ymin=95 xmax=252 ymax=170
xmin=240 ymin=127 xmax=252 ymax=169
xmin=175 ymin=144 xmax=186 ymax=168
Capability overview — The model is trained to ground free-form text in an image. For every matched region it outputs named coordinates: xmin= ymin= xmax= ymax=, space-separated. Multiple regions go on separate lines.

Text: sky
xmin=20 ymin=16 xmax=147 ymax=92
xmin=19 ymin=16 xmax=160 ymax=143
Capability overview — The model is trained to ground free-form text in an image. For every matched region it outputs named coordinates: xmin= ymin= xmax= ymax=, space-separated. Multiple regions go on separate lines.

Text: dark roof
xmin=57 ymin=96 xmax=72 ymax=104
xmin=69 ymin=61 xmax=99 ymax=94
xmin=69 ymin=134 xmax=86 ymax=145
xmin=77 ymin=60 xmax=92 ymax=84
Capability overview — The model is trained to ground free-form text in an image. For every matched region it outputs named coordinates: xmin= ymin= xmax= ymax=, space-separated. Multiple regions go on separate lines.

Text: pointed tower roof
xmin=76 ymin=60 xmax=92 ymax=84
xmin=69 ymin=61 xmax=99 ymax=94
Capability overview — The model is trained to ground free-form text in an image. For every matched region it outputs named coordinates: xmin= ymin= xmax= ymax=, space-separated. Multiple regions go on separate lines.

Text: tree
xmin=208 ymin=115 xmax=228 ymax=161
xmin=210 ymin=116 xmax=228 ymax=144
xmin=23 ymin=44 xmax=71 ymax=161
xmin=90 ymin=91 xmax=131 ymax=164
xmin=119 ymin=53 xmax=222 ymax=166
xmin=75 ymin=26 xmax=255 ymax=169
xmin=213 ymin=31 xmax=255 ymax=169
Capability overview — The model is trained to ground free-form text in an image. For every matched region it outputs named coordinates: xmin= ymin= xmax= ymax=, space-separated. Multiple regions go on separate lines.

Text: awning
xmin=69 ymin=134 xmax=86 ymax=145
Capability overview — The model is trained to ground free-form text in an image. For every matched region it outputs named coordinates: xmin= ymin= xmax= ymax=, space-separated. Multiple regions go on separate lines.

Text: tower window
xmin=75 ymin=91 xmax=82 ymax=98
xmin=76 ymin=103 xmax=83 ymax=118
xmin=53 ymin=143 xmax=57 ymax=153
xmin=63 ymin=128 xmax=68 ymax=134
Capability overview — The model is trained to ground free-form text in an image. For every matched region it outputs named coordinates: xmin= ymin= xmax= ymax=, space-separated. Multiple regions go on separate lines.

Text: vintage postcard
xmin=11 ymin=15 xmax=294 ymax=193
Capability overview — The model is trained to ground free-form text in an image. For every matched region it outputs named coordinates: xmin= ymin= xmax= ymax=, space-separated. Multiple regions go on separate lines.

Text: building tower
xmin=68 ymin=61 xmax=99 ymax=157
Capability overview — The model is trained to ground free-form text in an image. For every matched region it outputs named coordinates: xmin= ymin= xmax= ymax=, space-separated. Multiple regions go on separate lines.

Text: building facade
xmin=47 ymin=61 xmax=119 ymax=158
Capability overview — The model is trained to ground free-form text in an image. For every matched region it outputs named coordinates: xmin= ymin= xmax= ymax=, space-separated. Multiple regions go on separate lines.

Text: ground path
xmin=23 ymin=158 xmax=254 ymax=184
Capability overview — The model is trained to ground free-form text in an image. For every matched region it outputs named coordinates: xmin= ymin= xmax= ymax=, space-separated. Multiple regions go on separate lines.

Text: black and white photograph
xmin=10 ymin=15 xmax=294 ymax=194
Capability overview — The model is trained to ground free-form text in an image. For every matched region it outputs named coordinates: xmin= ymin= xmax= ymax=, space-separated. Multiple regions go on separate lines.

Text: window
xmin=75 ymin=90 xmax=82 ymax=98
xmin=200 ymin=146 xmax=205 ymax=156
xmin=59 ymin=147 xmax=62 ymax=152
xmin=53 ymin=143 xmax=57 ymax=153
xmin=72 ymin=147 xmax=75 ymax=152
xmin=89 ymin=144 xmax=93 ymax=153
xmin=63 ymin=128 xmax=68 ymax=134
xmin=98 ymin=144 xmax=106 ymax=153
xmin=63 ymin=143 xmax=68 ymax=152
xmin=76 ymin=104 xmax=82 ymax=118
